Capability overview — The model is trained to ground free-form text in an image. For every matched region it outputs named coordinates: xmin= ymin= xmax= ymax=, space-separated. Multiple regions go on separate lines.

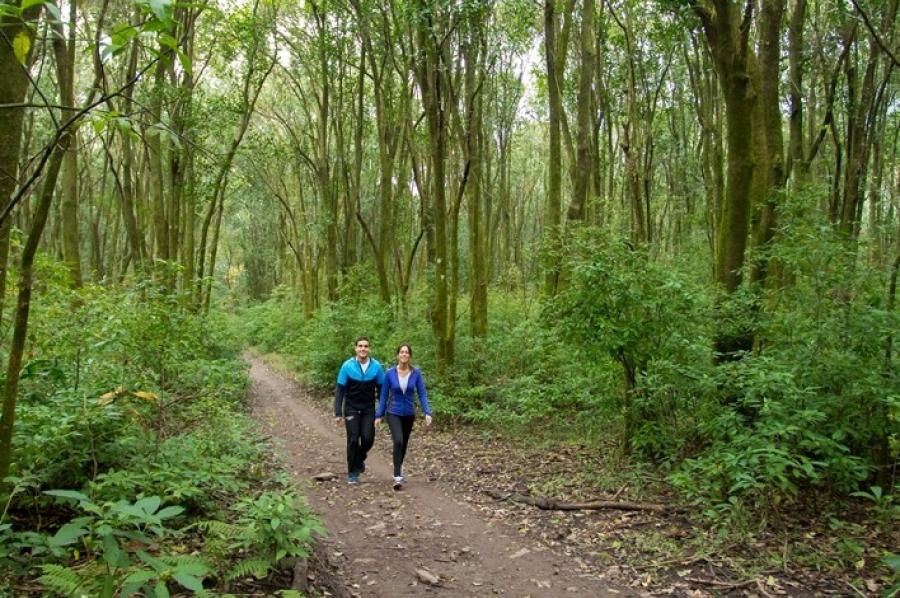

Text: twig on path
xmin=756 ymin=578 xmax=776 ymax=598
xmin=484 ymin=489 xmax=673 ymax=513
xmin=844 ymin=580 xmax=870 ymax=598
xmin=684 ymin=576 xmax=758 ymax=590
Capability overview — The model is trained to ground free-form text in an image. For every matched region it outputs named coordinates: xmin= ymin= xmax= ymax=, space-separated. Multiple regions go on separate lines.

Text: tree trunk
xmin=749 ymin=0 xmax=786 ymax=288
xmin=566 ymin=0 xmax=595 ymax=225
xmin=414 ymin=0 xmax=452 ymax=367
xmin=543 ymin=0 xmax=563 ymax=296
xmin=697 ymin=0 xmax=757 ymax=358
xmin=0 ymin=137 xmax=67 ymax=488
xmin=464 ymin=10 xmax=488 ymax=338
xmin=0 ymin=6 xmax=41 ymax=321
xmin=54 ymin=0 xmax=83 ymax=288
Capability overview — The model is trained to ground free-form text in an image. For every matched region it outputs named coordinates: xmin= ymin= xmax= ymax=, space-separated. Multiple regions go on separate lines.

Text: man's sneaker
xmin=347 ymin=474 xmax=360 ymax=485
xmin=392 ymin=476 xmax=404 ymax=490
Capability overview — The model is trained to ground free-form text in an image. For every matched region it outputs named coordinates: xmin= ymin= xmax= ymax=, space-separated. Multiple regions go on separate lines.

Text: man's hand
xmin=334 ymin=416 xmax=343 ymax=426
xmin=424 ymin=415 xmax=433 ymax=426
xmin=374 ymin=418 xmax=381 ymax=428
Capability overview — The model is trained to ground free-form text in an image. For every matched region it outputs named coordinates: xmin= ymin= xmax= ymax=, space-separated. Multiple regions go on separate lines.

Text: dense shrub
xmin=1 ymin=278 xmax=320 ymax=593
xmin=233 ymin=211 xmax=898 ymax=519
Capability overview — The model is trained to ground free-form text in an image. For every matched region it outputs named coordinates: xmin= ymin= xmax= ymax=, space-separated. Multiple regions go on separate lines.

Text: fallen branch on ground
xmin=684 ymin=577 xmax=758 ymax=590
xmin=484 ymin=489 xmax=672 ymax=513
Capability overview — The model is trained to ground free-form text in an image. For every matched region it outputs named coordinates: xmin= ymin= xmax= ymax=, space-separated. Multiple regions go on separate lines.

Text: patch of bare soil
xmin=411 ymin=426 xmax=893 ymax=597
xmin=248 ymin=356 xmax=893 ymax=597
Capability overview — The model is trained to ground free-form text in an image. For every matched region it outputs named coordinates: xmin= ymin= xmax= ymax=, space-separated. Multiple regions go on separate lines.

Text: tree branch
xmin=848 ymin=0 xmax=900 ymax=68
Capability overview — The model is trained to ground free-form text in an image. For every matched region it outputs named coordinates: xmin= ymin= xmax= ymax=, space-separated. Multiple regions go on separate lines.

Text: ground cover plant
xmin=0 ymin=270 xmax=321 ymax=596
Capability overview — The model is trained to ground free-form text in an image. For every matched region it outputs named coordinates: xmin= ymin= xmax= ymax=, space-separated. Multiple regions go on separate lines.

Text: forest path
xmin=247 ymin=355 xmax=640 ymax=598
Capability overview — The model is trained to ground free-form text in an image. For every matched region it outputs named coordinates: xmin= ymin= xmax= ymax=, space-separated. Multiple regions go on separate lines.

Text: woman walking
xmin=374 ymin=343 xmax=432 ymax=490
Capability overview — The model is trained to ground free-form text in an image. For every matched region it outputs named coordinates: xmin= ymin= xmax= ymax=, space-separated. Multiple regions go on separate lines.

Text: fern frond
xmin=197 ymin=519 xmax=243 ymax=539
xmin=38 ymin=564 xmax=84 ymax=597
xmin=225 ymin=556 xmax=272 ymax=581
xmin=159 ymin=553 xmax=211 ymax=567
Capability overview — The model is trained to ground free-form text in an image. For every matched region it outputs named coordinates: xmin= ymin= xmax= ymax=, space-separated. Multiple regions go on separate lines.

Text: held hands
xmin=374 ymin=418 xmax=381 ymax=427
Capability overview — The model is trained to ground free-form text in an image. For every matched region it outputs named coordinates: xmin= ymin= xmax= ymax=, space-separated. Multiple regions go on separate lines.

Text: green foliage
xmin=29 ymin=491 xmax=210 ymax=597
xmin=851 ymin=486 xmax=899 ymax=528
xmin=2 ymin=278 xmax=307 ymax=594
xmin=239 ymin=269 xmax=392 ymax=389
xmin=671 ymin=197 xmax=899 ymax=511
xmin=35 ymin=564 xmax=83 ymax=597
xmin=548 ymin=228 xmax=709 ymax=454
xmin=884 ymin=553 xmax=900 ymax=597
xmin=227 ymin=490 xmax=323 ymax=578
xmin=200 ymin=489 xmax=323 ymax=581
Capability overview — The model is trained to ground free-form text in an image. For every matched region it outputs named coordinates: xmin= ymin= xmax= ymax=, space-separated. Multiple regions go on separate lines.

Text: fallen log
xmin=484 ymin=489 xmax=671 ymax=513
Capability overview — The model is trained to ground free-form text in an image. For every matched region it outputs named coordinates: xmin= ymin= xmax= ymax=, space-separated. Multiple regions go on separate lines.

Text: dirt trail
xmin=248 ymin=356 xmax=641 ymax=597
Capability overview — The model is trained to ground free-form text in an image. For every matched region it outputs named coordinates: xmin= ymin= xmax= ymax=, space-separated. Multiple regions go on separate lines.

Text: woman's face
xmin=397 ymin=346 xmax=411 ymax=365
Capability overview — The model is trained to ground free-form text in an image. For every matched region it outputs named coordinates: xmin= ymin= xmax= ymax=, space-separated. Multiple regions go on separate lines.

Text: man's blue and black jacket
xmin=334 ymin=357 xmax=385 ymax=416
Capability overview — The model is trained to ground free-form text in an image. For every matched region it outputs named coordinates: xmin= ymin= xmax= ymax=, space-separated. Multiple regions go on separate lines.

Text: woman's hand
xmin=374 ymin=418 xmax=382 ymax=427
xmin=424 ymin=415 xmax=433 ymax=426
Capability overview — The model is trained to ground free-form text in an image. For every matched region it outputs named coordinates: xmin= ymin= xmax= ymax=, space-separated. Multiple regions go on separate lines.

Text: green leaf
xmin=154 ymin=580 xmax=171 ymax=598
xmin=114 ymin=503 xmax=148 ymax=519
xmin=20 ymin=0 xmax=44 ymax=11
xmin=43 ymin=1 xmax=61 ymax=21
xmin=172 ymin=572 xmax=205 ymax=592
xmin=0 ymin=4 xmax=22 ymax=18
xmin=13 ymin=31 xmax=31 ymax=65
xmin=101 ymin=534 xmax=124 ymax=569
xmin=147 ymin=0 xmax=171 ymax=22
xmin=176 ymin=49 xmax=192 ymax=75
xmin=155 ymin=505 xmax=184 ymax=520
xmin=135 ymin=495 xmax=161 ymax=514
xmin=91 ymin=115 xmax=108 ymax=135
xmin=158 ymin=32 xmax=177 ymax=50
xmin=48 ymin=522 xmax=88 ymax=547
xmin=121 ymin=570 xmax=156 ymax=596
xmin=180 ymin=562 xmax=209 ymax=576
xmin=136 ymin=550 xmax=167 ymax=572
xmin=44 ymin=489 xmax=91 ymax=502
xmin=884 ymin=554 xmax=900 ymax=570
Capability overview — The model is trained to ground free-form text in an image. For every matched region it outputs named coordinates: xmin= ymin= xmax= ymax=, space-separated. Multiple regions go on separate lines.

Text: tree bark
xmin=0 ymin=5 xmax=42 ymax=321
xmin=697 ymin=0 xmax=758 ymax=358
xmin=543 ymin=0 xmax=563 ymax=296
xmin=566 ymin=0 xmax=595 ymax=225
xmin=0 ymin=136 xmax=67 ymax=488
xmin=53 ymin=1 xmax=83 ymax=288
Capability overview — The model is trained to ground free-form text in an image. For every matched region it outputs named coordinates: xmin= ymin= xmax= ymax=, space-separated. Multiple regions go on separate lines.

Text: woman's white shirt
xmin=398 ymin=370 xmax=410 ymax=393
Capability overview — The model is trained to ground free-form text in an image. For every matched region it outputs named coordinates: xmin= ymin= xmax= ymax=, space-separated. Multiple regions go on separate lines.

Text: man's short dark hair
xmin=355 ymin=336 xmax=370 ymax=346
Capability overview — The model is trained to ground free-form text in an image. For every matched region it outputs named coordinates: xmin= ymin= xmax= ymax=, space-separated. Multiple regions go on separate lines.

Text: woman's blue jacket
xmin=376 ymin=366 xmax=432 ymax=418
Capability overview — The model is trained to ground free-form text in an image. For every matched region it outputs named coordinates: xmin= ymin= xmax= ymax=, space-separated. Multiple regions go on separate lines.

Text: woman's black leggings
xmin=386 ymin=414 xmax=415 ymax=477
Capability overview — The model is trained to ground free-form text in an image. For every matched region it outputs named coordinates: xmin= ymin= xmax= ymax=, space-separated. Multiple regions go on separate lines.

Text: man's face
xmin=355 ymin=340 xmax=370 ymax=361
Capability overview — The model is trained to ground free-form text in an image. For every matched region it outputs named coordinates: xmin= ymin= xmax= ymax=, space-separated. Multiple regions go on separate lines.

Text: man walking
xmin=334 ymin=336 xmax=384 ymax=484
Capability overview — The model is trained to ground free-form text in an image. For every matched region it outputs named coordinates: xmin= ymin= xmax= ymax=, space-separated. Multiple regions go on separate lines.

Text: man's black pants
xmin=344 ymin=408 xmax=375 ymax=475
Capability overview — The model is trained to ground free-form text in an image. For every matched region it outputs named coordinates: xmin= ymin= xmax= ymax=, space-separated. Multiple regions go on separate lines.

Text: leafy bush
xmin=0 ymin=278 xmax=311 ymax=594
xmin=200 ymin=488 xmax=324 ymax=582
xmin=549 ymin=229 xmax=709 ymax=454
xmin=670 ymin=200 xmax=899 ymax=511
